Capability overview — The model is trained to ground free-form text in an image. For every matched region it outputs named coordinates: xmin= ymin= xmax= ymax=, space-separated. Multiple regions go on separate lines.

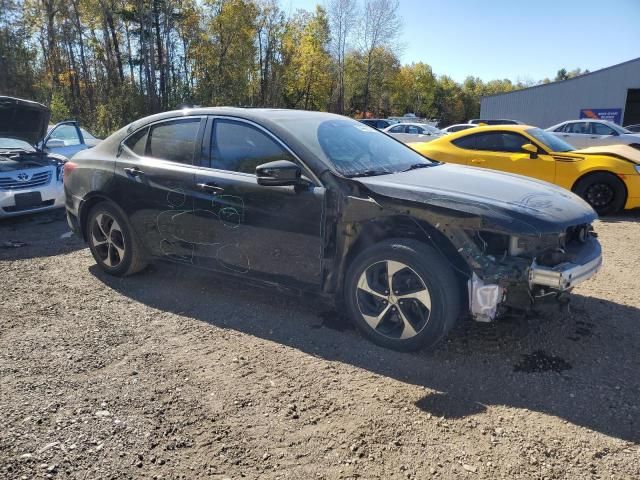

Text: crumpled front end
xmin=461 ymin=224 xmax=602 ymax=321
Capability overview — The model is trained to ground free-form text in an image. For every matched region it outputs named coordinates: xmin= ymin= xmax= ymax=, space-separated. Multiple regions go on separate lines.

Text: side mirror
xmin=45 ymin=139 xmax=66 ymax=149
xmin=521 ymin=143 xmax=539 ymax=159
xmin=256 ymin=160 xmax=301 ymax=186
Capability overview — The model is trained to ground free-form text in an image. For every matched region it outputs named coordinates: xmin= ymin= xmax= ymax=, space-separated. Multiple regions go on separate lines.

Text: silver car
xmin=383 ymin=122 xmax=444 ymax=144
xmin=0 ymin=97 xmax=67 ymax=218
xmin=546 ymin=119 xmax=640 ymax=149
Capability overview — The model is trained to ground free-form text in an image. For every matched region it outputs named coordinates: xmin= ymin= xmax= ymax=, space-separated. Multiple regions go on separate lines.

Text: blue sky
xmin=284 ymin=0 xmax=640 ymax=82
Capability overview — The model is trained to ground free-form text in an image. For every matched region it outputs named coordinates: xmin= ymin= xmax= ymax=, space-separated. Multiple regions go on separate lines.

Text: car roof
xmin=431 ymin=124 xmax=535 ymax=141
xmin=560 ymin=119 xmax=613 ymax=124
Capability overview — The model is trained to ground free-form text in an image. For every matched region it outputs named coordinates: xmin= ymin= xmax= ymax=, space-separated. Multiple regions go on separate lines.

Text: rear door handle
xmin=124 ymin=167 xmax=144 ymax=177
xmin=197 ymin=183 xmax=225 ymax=195
xmin=470 ymin=159 xmax=485 ymax=164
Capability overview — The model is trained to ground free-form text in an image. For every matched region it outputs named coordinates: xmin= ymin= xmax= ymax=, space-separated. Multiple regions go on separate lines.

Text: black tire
xmin=573 ymin=172 xmax=626 ymax=215
xmin=344 ymin=239 xmax=461 ymax=352
xmin=86 ymin=202 xmax=148 ymax=276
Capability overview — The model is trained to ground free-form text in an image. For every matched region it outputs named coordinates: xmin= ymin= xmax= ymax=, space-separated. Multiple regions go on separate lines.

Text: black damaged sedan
xmin=64 ymin=108 xmax=602 ymax=351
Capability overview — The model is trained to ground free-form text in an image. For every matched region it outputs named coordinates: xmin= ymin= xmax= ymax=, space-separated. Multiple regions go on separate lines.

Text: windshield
xmin=0 ymin=138 xmax=35 ymax=151
xmin=80 ymin=128 xmax=97 ymax=140
xmin=423 ymin=124 xmax=442 ymax=134
xmin=526 ymin=127 xmax=574 ymax=153
xmin=603 ymin=121 xmax=632 ymax=134
xmin=281 ymin=118 xmax=434 ymax=177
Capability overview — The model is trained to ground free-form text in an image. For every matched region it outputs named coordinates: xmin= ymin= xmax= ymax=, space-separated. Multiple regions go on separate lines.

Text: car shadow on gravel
xmin=92 ymin=262 xmax=640 ymax=443
xmin=0 ymin=209 xmax=84 ymax=259
xmin=597 ymin=208 xmax=640 ymax=223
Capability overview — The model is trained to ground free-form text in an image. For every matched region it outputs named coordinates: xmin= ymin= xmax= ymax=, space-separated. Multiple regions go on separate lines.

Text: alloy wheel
xmin=585 ymin=183 xmax=614 ymax=208
xmin=90 ymin=213 xmax=126 ymax=268
xmin=356 ymin=260 xmax=432 ymax=340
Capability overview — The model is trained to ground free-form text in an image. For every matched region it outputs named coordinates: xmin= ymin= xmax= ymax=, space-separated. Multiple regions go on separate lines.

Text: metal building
xmin=480 ymin=57 xmax=640 ymax=128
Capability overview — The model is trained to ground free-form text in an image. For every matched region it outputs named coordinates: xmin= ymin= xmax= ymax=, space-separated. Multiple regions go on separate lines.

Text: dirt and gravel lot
xmin=0 ymin=209 xmax=639 ymax=480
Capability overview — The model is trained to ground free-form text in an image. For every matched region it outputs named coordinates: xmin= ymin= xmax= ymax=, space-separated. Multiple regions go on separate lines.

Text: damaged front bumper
xmin=469 ymin=237 xmax=602 ymax=322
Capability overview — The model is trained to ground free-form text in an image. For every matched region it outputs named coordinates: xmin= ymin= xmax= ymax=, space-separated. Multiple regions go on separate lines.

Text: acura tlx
xmin=64 ymin=108 xmax=602 ymax=351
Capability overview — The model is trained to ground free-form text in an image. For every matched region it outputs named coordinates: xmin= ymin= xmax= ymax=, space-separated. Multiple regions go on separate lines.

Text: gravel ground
xmin=0 ymin=209 xmax=639 ymax=480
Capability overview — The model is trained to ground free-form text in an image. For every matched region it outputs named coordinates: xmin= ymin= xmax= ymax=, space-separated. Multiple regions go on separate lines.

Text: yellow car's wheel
xmin=573 ymin=172 xmax=626 ymax=215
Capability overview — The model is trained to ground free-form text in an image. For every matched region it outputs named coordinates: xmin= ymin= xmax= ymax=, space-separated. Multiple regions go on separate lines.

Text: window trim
xmin=203 ymin=115 xmax=323 ymax=187
xmin=120 ymin=115 xmax=206 ymax=166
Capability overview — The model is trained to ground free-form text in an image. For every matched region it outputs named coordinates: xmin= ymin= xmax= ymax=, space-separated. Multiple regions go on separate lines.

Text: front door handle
xmin=124 ymin=167 xmax=144 ymax=177
xmin=197 ymin=183 xmax=225 ymax=195
xmin=470 ymin=159 xmax=485 ymax=164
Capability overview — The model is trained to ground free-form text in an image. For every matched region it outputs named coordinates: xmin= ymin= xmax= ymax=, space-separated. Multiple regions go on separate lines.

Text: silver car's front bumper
xmin=529 ymin=239 xmax=602 ymax=290
xmin=0 ymin=169 xmax=64 ymax=218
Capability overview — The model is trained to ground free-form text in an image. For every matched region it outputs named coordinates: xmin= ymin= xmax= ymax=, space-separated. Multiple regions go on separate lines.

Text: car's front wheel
xmin=344 ymin=239 xmax=461 ymax=351
xmin=86 ymin=202 xmax=148 ymax=276
xmin=573 ymin=172 xmax=626 ymax=215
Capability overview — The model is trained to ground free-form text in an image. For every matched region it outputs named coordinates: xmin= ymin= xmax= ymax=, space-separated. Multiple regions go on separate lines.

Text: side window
xmin=389 ymin=125 xmax=404 ymax=133
xmin=452 ymin=134 xmax=478 ymax=149
xmin=124 ymin=127 xmax=148 ymax=156
xmin=147 ymin=118 xmax=201 ymax=164
xmin=499 ymin=133 xmax=529 ymax=152
xmin=554 ymin=124 xmax=567 ymax=132
xmin=377 ymin=121 xmax=390 ymax=129
xmin=49 ymin=125 xmax=81 ymax=146
xmin=566 ymin=122 xmax=589 ymax=134
xmin=475 ymin=133 xmax=505 ymax=151
xmin=212 ymin=120 xmax=294 ymax=174
xmin=456 ymin=132 xmax=528 ymax=152
xmin=591 ymin=122 xmax=615 ymax=136
xmin=406 ymin=125 xmax=421 ymax=134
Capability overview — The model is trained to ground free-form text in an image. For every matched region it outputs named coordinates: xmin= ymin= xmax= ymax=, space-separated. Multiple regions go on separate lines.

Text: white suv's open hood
xmin=0 ymin=96 xmax=51 ymax=146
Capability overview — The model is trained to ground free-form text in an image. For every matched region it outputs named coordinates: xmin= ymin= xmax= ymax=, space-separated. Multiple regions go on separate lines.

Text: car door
xmin=457 ymin=131 xmax=556 ymax=183
xmin=44 ymin=122 xmax=87 ymax=158
xmin=588 ymin=122 xmax=619 ymax=146
xmin=191 ymin=117 xmax=325 ymax=288
xmin=113 ymin=116 xmax=205 ymax=263
xmin=556 ymin=121 xmax=590 ymax=149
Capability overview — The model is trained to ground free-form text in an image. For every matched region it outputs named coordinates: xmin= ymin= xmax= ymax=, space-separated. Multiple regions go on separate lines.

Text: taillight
xmin=63 ymin=161 xmax=78 ymax=183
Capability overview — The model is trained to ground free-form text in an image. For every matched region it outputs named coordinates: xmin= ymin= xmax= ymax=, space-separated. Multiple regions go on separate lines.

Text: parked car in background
xmin=624 ymin=124 xmax=640 ymax=133
xmin=409 ymin=124 xmax=640 ymax=214
xmin=358 ymin=118 xmax=396 ymax=130
xmin=65 ymin=108 xmax=601 ymax=351
xmin=546 ymin=119 xmax=640 ymax=149
xmin=43 ymin=121 xmax=101 ymax=158
xmin=0 ymin=96 xmax=66 ymax=217
xmin=469 ymin=119 xmax=523 ymax=125
xmin=383 ymin=122 xmax=444 ymax=143
xmin=441 ymin=123 xmax=477 ymax=134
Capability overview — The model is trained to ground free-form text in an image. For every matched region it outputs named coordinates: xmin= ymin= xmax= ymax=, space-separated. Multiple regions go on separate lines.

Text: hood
xmin=572 ymin=144 xmax=640 ymax=165
xmin=0 ymin=96 xmax=51 ymax=146
xmin=356 ymin=163 xmax=597 ymax=235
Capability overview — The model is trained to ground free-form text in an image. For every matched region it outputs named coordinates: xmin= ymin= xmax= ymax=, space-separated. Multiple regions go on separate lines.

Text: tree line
xmin=0 ymin=0 xmax=578 ymax=136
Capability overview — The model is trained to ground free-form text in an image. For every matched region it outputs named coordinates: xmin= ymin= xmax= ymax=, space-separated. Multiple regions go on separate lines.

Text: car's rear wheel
xmin=573 ymin=172 xmax=626 ymax=215
xmin=344 ymin=239 xmax=460 ymax=352
xmin=87 ymin=202 xmax=148 ymax=276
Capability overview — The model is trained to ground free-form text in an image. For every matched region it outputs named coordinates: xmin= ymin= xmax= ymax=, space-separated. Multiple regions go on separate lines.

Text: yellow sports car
xmin=409 ymin=125 xmax=640 ymax=214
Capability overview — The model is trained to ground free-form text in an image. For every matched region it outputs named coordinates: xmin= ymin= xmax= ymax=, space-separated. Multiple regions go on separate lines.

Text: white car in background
xmin=440 ymin=123 xmax=477 ymax=134
xmin=383 ymin=122 xmax=444 ymax=144
xmin=546 ymin=119 xmax=640 ymax=149
xmin=0 ymin=96 xmax=67 ymax=218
